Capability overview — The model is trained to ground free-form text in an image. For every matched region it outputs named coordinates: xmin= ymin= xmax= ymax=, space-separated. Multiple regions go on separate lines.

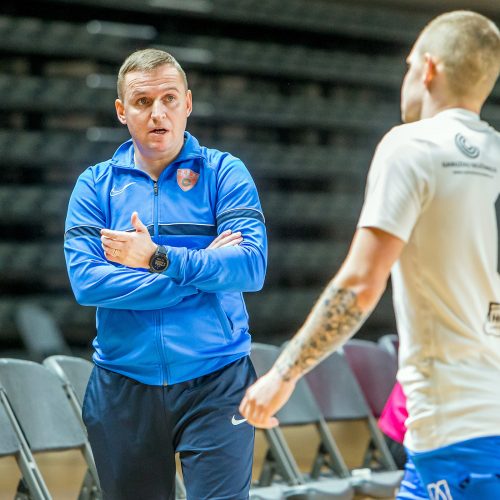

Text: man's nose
xmin=151 ymin=100 xmax=167 ymax=120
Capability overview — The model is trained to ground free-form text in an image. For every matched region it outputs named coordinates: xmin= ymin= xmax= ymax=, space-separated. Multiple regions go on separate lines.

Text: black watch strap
xmin=149 ymin=245 xmax=169 ymax=273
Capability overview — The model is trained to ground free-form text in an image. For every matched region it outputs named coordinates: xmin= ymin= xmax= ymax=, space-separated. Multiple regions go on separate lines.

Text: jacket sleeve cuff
xmin=163 ymin=246 xmax=185 ymax=280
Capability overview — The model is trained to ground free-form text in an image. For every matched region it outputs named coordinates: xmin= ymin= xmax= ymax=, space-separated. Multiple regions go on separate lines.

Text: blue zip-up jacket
xmin=64 ymin=132 xmax=267 ymax=385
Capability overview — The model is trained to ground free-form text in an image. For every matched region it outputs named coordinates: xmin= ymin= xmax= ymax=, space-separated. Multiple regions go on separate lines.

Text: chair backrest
xmin=305 ymin=350 xmax=398 ymax=472
xmin=15 ymin=303 xmax=71 ymax=362
xmin=305 ymin=351 xmax=370 ymax=421
xmin=250 ymin=343 xmax=323 ymax=425
xmin=43 ymin=355 xmax=93 ymax=406
xmin=250 ymin=343 xmax=352 ymax=484
xmin=0 ymin=383 xmax=53 ymax=499
xmin=0 ymin=398 xmax=19 ymax=457
xmin=342 ymin=339 xmax=397 ymax=418
xmin=0 ymin=359 xmax=87 ymax=452
xmin=377 ymin=334 xmax=399 ymax=360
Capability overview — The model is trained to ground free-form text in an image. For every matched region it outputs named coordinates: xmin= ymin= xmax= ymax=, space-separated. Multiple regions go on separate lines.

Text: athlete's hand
xmin=101 ymin=212 xmax=157 ymax=268
xmin=207 ymin=230 xmax=243 ymax=250
xmin=239 ymin=368 xmax=297 ymax=429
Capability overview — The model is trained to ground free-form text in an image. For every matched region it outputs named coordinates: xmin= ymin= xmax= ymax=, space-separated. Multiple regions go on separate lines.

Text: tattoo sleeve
xmin=274 ymin=285 xmax=367 ymax=382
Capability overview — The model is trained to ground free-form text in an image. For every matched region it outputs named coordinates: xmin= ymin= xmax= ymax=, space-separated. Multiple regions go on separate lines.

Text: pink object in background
xmin=378 ymin=381 xmax=407 ymax=444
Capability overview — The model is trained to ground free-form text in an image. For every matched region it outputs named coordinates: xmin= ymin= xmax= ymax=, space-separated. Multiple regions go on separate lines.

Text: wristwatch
xmin=149 ymin=245 xmax=169 ymax=273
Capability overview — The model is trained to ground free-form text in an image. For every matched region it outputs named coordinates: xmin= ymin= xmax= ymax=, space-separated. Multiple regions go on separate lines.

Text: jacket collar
xmin=110 ymin=131 xmax=203 ymax=169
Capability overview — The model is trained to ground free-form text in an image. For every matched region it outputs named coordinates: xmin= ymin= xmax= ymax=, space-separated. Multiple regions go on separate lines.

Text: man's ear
xmin=185 ymin=90 xmax=193 ymax=117
xmin=423 ymin=53 xmax=437 ymax=88
xmin=115 ymin=99 xmax=127 ymax=125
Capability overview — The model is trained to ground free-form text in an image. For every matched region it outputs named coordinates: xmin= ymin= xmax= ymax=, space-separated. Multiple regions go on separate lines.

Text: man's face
xmin=115 ymin=64 xmax=192 ymax=163
xmin=400 ymin=44 xmax=426 ymax=123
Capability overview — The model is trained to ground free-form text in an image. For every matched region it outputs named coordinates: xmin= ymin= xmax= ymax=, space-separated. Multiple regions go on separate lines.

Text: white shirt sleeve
xmin=358 ymin=126 xmax=435 ymax=243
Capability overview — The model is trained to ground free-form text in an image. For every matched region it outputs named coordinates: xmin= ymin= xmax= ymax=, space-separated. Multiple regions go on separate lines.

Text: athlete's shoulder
xmin=77 ymin=159 xmax=114 ymax=187
xmin=199 ymin=144 xmax=252 ymax=183
xmin=79 ymin=139 xmax=133 ymax=185
xmin=382 ymin=118 xmax=440 ymax=147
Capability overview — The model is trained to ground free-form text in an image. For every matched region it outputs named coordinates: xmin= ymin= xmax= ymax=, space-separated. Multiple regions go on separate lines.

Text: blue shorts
xmin=82 ymin=356 xmax=256 ymax=500
xmin=397 ymin=457 xmax=428 ymax=500
xmin=404 ymin=436 xmax=500 ymax=499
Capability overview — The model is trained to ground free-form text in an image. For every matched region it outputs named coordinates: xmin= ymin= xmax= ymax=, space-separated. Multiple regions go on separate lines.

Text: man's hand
xmin=101 ymin=212 xmax=156 ymax=268
xmin=207 ymin=230 xmax=242 ymax=250
xmin=102 ymin=212 xmax=243 ymax=267
xmin=239 ymin=368 xmax=297 ymax=429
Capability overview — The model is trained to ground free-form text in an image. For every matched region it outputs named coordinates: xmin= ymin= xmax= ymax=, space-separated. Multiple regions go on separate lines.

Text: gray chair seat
xmin=350 ymin=469 xmax=404 ymax=498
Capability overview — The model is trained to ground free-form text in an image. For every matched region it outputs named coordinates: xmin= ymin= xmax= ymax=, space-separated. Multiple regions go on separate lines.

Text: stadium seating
xmin=250 ymin=343 xmax=354 ymax=499
xmin=1 ymin=0 xmax=498 ymax=372
xmin=377 ymin=334 xmax=399 ymax=360
xmin=0 ymin=393 xmax=49 ymax=499
xmin=305 ymin=351 xmax=403 ymax=497
xmin=343 ymin=340 xmax=398 ymax=418
xmin=0 ymin=359 xmax=101 ymax=499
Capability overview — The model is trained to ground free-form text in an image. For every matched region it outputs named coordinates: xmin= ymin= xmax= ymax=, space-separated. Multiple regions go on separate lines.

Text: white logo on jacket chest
xmin=110 ymin=182 xmax=136 ymax=197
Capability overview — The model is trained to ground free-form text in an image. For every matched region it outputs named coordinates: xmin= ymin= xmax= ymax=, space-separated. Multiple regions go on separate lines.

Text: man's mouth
xmin=150 ymin=128 xmax=167 ymax=134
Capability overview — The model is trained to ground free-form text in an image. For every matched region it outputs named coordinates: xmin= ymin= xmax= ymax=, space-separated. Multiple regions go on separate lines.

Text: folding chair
xmin=0 ymin=390 xmax=49 ymax=499
xmin=377 ymin=334 xmax=399 ymax=360
xmin=249 ymin=343 xmax=354 ymax=500
xmin=15 ymin=303 xmax=71 ymax=362
xmin=43 ymin=355 xmax=187 ymax=499
xmin=342 ymin=339 xmax=397 ymax=418
xmin=306 ymin=351 xmax=403 ymax=498
xmin=43 ymin=355 xmax=100 ymax=499
xmin=0 ymin=358 xmax=101 ymax=499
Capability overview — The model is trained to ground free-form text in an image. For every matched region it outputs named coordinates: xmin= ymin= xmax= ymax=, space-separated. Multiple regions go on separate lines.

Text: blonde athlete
xmin=240 ymin=11 xmax=500 ymax=500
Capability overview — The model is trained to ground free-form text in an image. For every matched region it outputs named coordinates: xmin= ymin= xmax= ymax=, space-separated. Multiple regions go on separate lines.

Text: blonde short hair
xmin=416 ymin=11 xmax=500 ymax=97
xmin=117 ymin=48 xmax=188 ymax=100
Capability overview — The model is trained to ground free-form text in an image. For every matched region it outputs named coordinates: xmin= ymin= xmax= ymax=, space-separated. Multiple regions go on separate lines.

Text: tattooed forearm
xmin=274 ymin=286 xmax=366 ymax=382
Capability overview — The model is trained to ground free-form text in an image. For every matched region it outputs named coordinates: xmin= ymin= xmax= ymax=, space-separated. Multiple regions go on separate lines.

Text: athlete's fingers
xmin=212 ymin=232 xmax=242 ymax=247
xmin=242 ymin=399 xmax=268 ymax=426
xmin=101 ymin=229 xmax=130 ymax=241
xmin=104 ymin=249 xmax=119 ymax=261
xmin=245 ymin=409 xmax=279 ymax=429
xmin=207 ymin=230 xmax=235 ymax=249
xmin=131 ymin=211 xmax=149 ymax=233
xmin=101 ymin=238 xmax=124 ymax=252
xmin=219 ymin=237 xmax=243 ymax=248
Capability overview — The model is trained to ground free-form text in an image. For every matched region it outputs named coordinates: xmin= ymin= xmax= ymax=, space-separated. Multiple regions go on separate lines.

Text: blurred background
xmin=1 ymin=0 xmax=499 ymax=360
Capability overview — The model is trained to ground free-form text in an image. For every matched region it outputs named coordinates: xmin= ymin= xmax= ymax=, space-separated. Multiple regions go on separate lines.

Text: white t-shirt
xmin=358 ymin=108 xmax=500 ymax=452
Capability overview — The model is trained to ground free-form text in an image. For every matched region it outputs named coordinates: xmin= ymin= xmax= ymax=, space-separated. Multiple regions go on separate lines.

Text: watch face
xmin=151 ymin=254 xmax=168 ymax=272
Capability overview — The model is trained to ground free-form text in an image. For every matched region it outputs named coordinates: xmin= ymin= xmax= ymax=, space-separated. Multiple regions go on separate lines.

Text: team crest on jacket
xmin=177 ymin=168 xmax=199 ymax=192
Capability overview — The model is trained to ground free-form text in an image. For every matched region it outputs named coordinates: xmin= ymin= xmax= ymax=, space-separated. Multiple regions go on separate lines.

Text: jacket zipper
xmin=153 ymin=180 xmax=168 ymax=385
xmin=153 ymin=180 xmax=159 ymax=237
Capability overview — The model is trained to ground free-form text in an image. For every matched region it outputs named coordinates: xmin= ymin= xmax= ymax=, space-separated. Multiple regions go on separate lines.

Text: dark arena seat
xmin=305 ymin=351 xmax=403 ymax=498
xmin=250 ymin=343 xmax=354 ymax=500
xmin=342 ymin=340 xmax=398 ymax=419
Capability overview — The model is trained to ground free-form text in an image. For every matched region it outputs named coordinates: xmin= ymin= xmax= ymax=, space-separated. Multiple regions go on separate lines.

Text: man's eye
xmin=166 ymin=95 xmax=175 ymax=102
xmin=137 ymin=97 xmax=149 ymax=105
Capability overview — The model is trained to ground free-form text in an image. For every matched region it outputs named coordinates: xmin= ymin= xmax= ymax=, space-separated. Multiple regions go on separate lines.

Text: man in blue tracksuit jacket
xmin=64 ymin=48 xmax=267 ymax=500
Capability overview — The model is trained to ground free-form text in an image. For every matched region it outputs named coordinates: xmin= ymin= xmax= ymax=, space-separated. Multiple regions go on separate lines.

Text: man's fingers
xmin=268 ymin=417 xmax=279 ymax=428
xmin=239 ymin=392 xmax=279 ymax=429
xmin=247 ymin=418 xmax=278 ymax=429
xmin=102 ymin=238 xmax=123 ymax=251
xmin=101 ymin=229 xmax=128 ymax=241
xmin=220 ymin=237 xmax=243 ymax=248
xmin=208 ymin=230 xmax=240 ymax=249
xmin=209 ymin=231 xmax=242 ymax=249
xmin=131 ymin=211 xmax=148 ymax=232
